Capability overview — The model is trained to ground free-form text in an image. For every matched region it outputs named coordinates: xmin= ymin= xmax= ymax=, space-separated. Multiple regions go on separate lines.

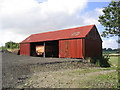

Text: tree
xmin=5 ymin=41 xmax=20 ymax=49
xmin=103 ymin=48 xmax=107 ymax=51
xmin=107 ymin=48 xmax=112 ymax=51
xmin=98 ymin=1 xmax=120 ymax=38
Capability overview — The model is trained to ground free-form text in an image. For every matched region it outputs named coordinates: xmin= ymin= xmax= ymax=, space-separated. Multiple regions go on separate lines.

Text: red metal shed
xmin=20 ymin=24 xmax=102 ymax=58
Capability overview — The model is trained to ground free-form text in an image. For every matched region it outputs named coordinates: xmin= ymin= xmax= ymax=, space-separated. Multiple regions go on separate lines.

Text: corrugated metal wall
xmin=59 ymin=39 xmax=84 ymax=58
xmin=85 ymin=26 xmax=102 ymax=57
xmin=20 ymin=43 xmax=30 ymax=56
xmin=85 ymin=40 xmax=102 ymax=57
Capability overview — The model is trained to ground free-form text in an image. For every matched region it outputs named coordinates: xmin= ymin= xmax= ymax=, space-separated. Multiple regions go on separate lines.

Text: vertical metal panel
xmin=20 ymin=43 xmax=30 ymax=56
xmin=59 ymin=39 xmax=83 ymax=58
xmin=82 ymin=39 xmax=85 ymax=58
xmin=76 ymin=39 xmax=79 ymax=58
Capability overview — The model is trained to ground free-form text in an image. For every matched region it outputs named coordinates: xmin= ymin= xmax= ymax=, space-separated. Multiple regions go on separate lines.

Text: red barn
xmin=20 ymin=24 xmax=102 ymax=58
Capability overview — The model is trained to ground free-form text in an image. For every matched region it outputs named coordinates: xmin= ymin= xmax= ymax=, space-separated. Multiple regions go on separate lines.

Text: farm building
xmin=20 ymin=24 xmax=102 ymax=58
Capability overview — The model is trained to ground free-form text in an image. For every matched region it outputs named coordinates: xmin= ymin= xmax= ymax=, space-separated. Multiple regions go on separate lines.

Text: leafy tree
xmin=98 ymin=1 xmax=120 ymax=38
xmin=117 ymin=48 xmax=120 ymax=53
xmin=102 ymin=48 xmax=107 ymax=51
xmin=16 ymin=43 xmax=20 ymax=49
xmin=5 ymin=41 xmax=19 ymax=49
xmin=12 ymin=44 xmax=16 ymax=49
xmin=107 ymin=48 xmax=112 ymax=51
xmin=98 ymin=1 xmax=120 ymax=87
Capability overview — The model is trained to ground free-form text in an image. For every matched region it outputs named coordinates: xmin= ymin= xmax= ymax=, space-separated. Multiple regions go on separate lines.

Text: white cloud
xmin=40 ymin=0 xmax=88 ymax=15
xmin=0 ymin=0 xmax=104 ymax=46
xmin=103 ymin=39 xmax=118 ymax=49
xmin=82 ymin=8 xmax=103 ymax=26
xmin=87 ymin=0 xmax=111 ymax=2
xmin=95 ymin=8 xmax=104 ymax=15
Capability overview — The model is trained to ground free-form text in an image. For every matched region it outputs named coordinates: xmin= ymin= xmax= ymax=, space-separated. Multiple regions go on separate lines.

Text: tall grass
xmin=86 ymin=55 xmax=111 ymax=67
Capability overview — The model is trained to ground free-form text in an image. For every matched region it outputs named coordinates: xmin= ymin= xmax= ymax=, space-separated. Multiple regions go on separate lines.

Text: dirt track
xmin=2 ymin=52 xmax=97 ymax=88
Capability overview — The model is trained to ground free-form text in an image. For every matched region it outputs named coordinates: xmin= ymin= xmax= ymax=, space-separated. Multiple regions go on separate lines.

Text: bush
xmin=89 ymin=55 xmax=110 ymax=67
xmin=5 ymin=41 xmax=20 ymax=49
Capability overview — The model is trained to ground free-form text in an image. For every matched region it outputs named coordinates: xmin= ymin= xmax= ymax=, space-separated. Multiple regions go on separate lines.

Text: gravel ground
xmin=2 ymin=52 xmax=97 ymax=88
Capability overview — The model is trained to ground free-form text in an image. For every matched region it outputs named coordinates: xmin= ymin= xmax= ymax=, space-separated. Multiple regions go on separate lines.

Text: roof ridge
xmin=32 ymin=24 xmax=95 ymax=36
xmin=20 ymin=24 xmax=95 ymax=43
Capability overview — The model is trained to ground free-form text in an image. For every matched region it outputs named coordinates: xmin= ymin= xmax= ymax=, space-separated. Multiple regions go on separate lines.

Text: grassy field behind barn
xmin=103 ymin=51 xmax=117 ymax=54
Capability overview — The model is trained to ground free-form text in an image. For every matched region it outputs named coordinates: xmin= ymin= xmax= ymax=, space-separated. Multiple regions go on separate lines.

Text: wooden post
xmin=43 ymin=42 xmax=45 ymax=58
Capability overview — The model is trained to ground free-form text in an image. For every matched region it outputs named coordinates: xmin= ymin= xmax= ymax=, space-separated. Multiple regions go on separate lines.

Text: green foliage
xmin=5 ymin=41 xmax=20 ymax=49
xmin=118 ymin=39 xmax=120 ymax=43
xmin=65 ymin=41 xmax=69 ymax=58
xmin=90 ymin=55 xmax=110 ymax=67
xmin=0 ymin=46 xmax=7 ymax=51
xmin=98 ymin=1 xmax=120 ymax=38
xmin=117 ymin=48 xmax=120 ymax=53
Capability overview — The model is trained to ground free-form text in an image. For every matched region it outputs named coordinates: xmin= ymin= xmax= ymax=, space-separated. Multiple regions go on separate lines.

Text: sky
xmin=0 ymin=0 xmax=118 ymax=49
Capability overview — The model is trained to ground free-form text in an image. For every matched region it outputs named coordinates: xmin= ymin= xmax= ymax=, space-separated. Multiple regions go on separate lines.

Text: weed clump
xmin=86 ymin=55 xmax=111 ymax=67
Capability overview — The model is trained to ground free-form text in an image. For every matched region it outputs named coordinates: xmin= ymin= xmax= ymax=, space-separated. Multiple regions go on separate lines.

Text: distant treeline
xmin=102 ymin=48 xmax=118 ymax=51
xmin=5 ymin=41 xmax=20 ymax=49
xmin=1 ymin=41 xmax=20 ymax=50
xmin=102 ymin=48 xmax=120 ymax=53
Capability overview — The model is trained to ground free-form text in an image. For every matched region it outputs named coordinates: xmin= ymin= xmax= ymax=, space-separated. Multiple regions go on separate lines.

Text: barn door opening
xmin=30 ymin=42 xmax=44 ymax=57
xmin=45 ymin=40 xmax=59 ymax=58
xmin=30 ymin=40 xmax=59 ymax=58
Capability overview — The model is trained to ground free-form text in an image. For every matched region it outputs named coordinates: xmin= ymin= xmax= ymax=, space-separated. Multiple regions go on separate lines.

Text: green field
xmin=103 ymin=51 xmax=117 ymax=54
xmin=109 ymin=56 xmax=119 ymax=67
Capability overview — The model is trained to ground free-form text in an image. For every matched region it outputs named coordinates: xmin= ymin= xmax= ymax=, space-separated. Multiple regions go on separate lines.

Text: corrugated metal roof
xmin=21 ymin=24 xmax=95 ymax=43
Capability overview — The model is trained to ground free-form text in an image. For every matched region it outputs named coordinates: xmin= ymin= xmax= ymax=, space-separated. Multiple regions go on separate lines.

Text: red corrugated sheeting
xmin=21 ymin=25 xmax=94 ymax=43
xmin=59 ymin=39 xmax=84 ymax=58
xmin=20 ymin=43 xmax=30 ymax=55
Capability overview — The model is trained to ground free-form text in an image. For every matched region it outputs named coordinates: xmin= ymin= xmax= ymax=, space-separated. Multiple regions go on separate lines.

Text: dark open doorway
xmin=45 ymin=40 xmax=59 ymax=58
xmin=30 ymin=42 xmax=44 ymax=57
xmin=30 ymin=40 xmax=59 ymax=58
